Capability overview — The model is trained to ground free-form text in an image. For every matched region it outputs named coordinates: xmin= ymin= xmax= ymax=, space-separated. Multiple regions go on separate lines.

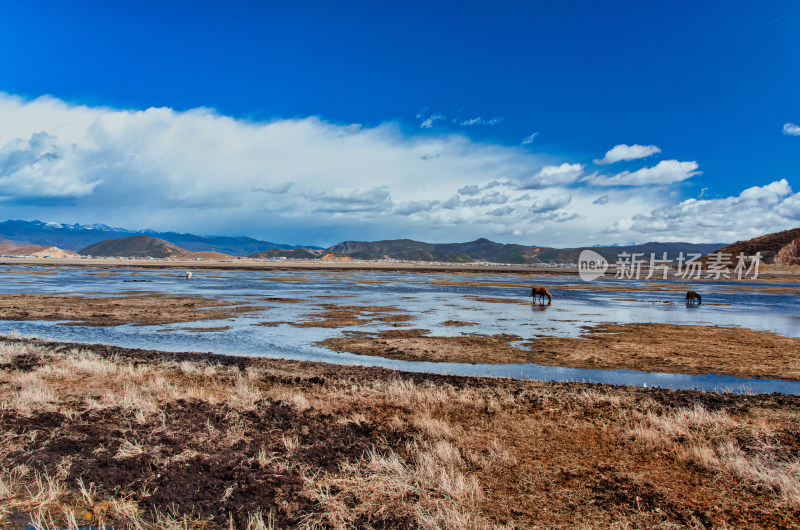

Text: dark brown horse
xmin=532 ymin=286 xmax=552 ymax=304
xmin=686 ymin=291 xmax=701 ymax=305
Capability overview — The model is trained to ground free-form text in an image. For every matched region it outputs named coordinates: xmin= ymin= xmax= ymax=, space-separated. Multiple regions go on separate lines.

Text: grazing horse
xmin=531 ymin=286 xmax=552 ymax=304
xmin=686 ymin=290 xmax=701 ymax=305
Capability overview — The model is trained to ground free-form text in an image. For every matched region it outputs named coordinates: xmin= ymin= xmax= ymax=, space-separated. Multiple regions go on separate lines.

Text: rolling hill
xmin=4 ymin=218 xmax=737 ymax=265
xmin=79 ymin=235 xmax=237 ymax=260
xmin=322 ymin=239 xmax=727 ymax=264
xmin=704 ymin=227 xmax=800 ymax=266
xmin=248 ymin=248 xmax=319 ymax=260
xmin=80 ymin=235 xmax=186 ymax=258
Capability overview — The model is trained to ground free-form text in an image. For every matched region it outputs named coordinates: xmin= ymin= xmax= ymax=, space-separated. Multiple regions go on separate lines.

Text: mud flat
xmin=1 ymin=336 xmax=800 ymax=528
xmin=0 ymin=294 xmax=258 ymax=327
xmin=321 ymin=322 xmax=800 ymax=381
xmin=3 ymin=294 xmax=799 ymax=382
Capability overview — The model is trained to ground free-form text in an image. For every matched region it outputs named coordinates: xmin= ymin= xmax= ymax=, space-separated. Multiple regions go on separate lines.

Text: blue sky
xmin=0 ymin=1 xmax=798 ymax=246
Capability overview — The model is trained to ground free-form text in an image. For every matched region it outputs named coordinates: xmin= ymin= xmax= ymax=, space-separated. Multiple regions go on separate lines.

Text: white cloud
xmin=303 ymin=186 xmax=393 ymax=213
xmin=520 ymin=163 xmax=583 ymax=189
xmin=521 ymin=132 xmax=539 ymax=145
xmin=603 ymin=179 xmax=800 ymax=242
xmin=253 ymin=182 xmax=293 ymax=194
xmin=593 ymin=194 xmax=609 ymax=205
xmin=457 ymin=184 xmax=480 ymax=196
xmin=393 ymin=199 xmax=439 ymax=215
xmin=463 ymin=191 xmax=509 ymax=207
xmin=784 ymin=123 xmax=800 ymax=136
xmin=1 ymin=93 xmax=791 ymax=248
xmin=420 ymin=112 xmax=445 ymax=129
xmin=460 ymin=117 xmax=502 ymax=126
xmin=594 ymin=144 xmax=661 ymax=165
xmin=0 ymin=131 xmax=99 ymax=199
xmin=0 ymin=93 xmax=582 ymax=244
xmin=488 ymin=206 xmax=513 ymax=216
xmin=441 ymin=194 xmax=461 ymax=209
xmin=585 ymin=160 xmax=700 ymax=187
xmin=530 ymin=193 xmax=572 ymax=213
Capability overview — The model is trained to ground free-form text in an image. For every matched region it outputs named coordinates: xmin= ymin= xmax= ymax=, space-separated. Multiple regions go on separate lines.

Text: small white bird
xmin=186 ymin=271 xmax=192 ymax=279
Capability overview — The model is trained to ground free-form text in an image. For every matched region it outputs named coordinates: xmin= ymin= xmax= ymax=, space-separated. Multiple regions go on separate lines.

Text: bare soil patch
xmin=0 ymin=294 xmax=258 ymax=327
xmin=292 ymin=303 xmax=412 ymax=328
xmin=467 ymin=296 xmax=531 ymax=305
xmin=321 ymin=323 xmax=800 ymax=381
xmin=255 ymin=321 xmax=291 ymax=327
xmin=1 ymin=337 xmax=800 ymax=528
xmin=323 ymin=329 xmax=523 ymax=364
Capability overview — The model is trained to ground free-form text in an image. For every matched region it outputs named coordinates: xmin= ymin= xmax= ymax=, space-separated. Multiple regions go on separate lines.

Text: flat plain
xmin=1 ymin=260 xmax=799 ymax=528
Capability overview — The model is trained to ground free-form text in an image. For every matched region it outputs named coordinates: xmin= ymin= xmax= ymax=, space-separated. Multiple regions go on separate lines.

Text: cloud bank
xmin=604 ymin=179 xmax=800 ymax=242
xmin=0 ymin=94 xmax=796 ymax=246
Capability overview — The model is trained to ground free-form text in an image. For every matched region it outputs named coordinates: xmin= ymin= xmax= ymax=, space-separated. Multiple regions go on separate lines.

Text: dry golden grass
xmin=1 ymin=337 xmax=799 ymax=528
xmin=631 ymin=404 xmax=800 ymax=506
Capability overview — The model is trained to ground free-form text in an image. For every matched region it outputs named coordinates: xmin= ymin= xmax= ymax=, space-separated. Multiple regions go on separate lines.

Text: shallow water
xmin=1 ymin=266 xmax=799 ymax=394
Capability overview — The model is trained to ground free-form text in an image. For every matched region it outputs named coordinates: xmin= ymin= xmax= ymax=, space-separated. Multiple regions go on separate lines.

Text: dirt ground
xmin=290 ymin=304 xmax=414 ymax=328
xmin=321 ymin=322 xmax=800 ymax=381
xmin=1 ymin=336 xmax=800 ymax=529
xmin=0 ymin=294 xmax=258 ymax=326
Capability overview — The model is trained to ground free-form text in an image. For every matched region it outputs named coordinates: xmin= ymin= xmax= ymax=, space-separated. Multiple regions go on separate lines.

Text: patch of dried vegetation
xmin=631 ymin=404 xmax=800 ymax=505
xmin=292 ymin=303 xmax=413 ymax=328
xmin=322 ymin=321 xmax=800 ymax=381
xmin=1 ymin=337 xmax=800 ymax=528
xmin=0 ymin=293 xmax=259 ymax=327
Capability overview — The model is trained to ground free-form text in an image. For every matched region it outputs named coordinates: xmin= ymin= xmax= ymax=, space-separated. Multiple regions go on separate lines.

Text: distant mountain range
xmin=0 ymin=220 xmax=318 ymax=255
xmin=0 ymin=218 xmax=734 ymax=264
xmin=323 ymin=238 xmax=727 ymax=264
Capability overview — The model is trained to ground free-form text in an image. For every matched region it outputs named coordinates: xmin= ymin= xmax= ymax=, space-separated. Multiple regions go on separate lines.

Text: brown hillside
xmin=0 ymin=244 xmax=78 ymax=258
xmin=177 ymin=250 xmax=236 ymax=260
xmin=706 ymin=227 xmax=800 ymax=265
xmin=79 ymin=235 xmax=236 ymax=260
xmin=249 ymin=248 xmax=319 ymax=260
xmin=321 ymin=253 xmax=353 ymax=262
xmin=80 ymin=235 xmax=185 ymax=258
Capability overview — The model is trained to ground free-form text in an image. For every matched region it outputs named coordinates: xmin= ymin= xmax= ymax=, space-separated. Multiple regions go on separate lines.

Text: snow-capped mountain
xmin=0 ymin=220 xmax=310 ymax=255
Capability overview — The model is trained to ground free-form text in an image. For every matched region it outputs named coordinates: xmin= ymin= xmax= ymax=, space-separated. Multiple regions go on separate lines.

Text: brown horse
xmin=686 ymin=291 xmax=701 ymax=305
xmin=532 ymin=286 xmax=552 ymax=304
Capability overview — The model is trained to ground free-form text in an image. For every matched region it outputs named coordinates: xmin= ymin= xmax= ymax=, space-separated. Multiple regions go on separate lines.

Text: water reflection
xmin=0 ymin=265 xmax=798 ymax=394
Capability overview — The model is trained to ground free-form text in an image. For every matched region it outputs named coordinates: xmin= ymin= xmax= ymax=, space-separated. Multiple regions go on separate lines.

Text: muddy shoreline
xmin=1 ymin=292 xmax=799 ymax=382
xmin=3 ymin=334 xmax=799 ymax=408
xmin=321 ymin=322 xmax=800 ymax=381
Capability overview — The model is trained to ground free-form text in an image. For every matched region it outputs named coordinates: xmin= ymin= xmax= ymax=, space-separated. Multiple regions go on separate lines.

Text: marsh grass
xmin=632 ymin=404 xmax=800 ymax=506
xmin=1 ymin=337 xmax=799 ymax=528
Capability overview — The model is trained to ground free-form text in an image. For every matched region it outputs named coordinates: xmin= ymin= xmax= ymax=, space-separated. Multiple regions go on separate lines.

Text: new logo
xmin=578 ymin=249 xmax=608 ymax=281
